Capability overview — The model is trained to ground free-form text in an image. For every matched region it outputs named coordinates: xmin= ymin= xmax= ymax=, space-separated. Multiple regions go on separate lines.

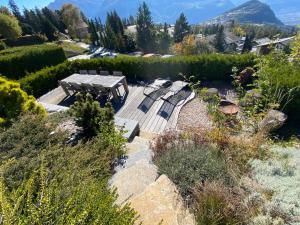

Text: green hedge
xmin=0 ymin=44 xmax=66 ymax=79
xmin=20 ymin=54 xmax=255 ymax=97
xmin=3 ymin=34 xmax=47 ymax=47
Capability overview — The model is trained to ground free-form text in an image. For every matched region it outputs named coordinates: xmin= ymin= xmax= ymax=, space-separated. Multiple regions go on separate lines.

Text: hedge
xmin=20 ymin=54 xmax=255 ymax=97
xmin=3 ymin=34 xmax=47 ymax=47
xmin=0 ymin=44 xmax=66 ymax=79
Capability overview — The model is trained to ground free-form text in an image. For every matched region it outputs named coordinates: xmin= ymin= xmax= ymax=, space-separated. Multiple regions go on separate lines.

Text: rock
xmin=239 ymin=67 xmax=255 ymax=85
xmin=110 ymin=160 xmax=158 ymax=205
xmin=129 ymin=175 xmax=196 ymax=225
xmin=258 ymin=110 xmax=287 ymax=132
xmin=206 ymin=88 xmax=219 ymax=97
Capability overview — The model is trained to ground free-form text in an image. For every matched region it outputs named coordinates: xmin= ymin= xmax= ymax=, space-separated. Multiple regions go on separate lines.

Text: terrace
xmin=38 ymin=71 xmax=195 ymax=139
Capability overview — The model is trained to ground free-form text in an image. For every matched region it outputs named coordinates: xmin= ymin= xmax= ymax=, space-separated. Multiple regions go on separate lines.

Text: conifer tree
xmin=157 ymin=23 xmax=171 ymax=54
xmin=174 ymin=13 xmax=190 ymax=43
xmin=136 ymin=2 xmax=156 ymax=53
xmin=242 ymin=35 xmax=252 ymax=53
xmin=214 ymin=25 xmax=226 ymax=52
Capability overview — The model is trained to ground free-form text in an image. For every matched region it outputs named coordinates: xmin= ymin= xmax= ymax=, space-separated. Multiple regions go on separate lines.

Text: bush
xmin=69 ymin=93 xmax=115 ymax=137
xmin=193 ymin=182 xmax=253 ymax=225
xmin=152 ymin=132 xmax=235 ymax=197
xmin=0 ymin=77 xmax=46 ymax=125
xmin=0 ymin=40 xmax=6 ymax=50
xmin=0 ymin=164 xmax=137 ymax=224
xmin=255 ymin=53 xmax=300 ymax=117
xmin=3 ymin=34 xmax=47 ymax=47
xmin=0 ymin=44 xmax=66 ymax=79
xmin=21 ymin=54 xmax=255 ymax=98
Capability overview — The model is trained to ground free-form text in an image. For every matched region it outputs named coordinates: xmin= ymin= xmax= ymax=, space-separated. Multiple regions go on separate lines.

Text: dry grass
xmin=193 ymin=182 xmax=257 ymax=225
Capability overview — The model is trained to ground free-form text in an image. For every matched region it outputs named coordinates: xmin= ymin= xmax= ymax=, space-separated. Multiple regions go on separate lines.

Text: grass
xmin=57 ymin=41 xmax=88 ymax=58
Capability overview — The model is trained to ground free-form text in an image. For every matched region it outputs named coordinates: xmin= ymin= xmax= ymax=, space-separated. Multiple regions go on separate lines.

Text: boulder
xmin=206 ymin=88 xmax=219 ymax=97
xmin=129 ymin=175 xmax=196 ymax=225
xmin=258 ymin=110 xmax=287 ymax=132
xmin=238 ymin=67 xmax=255 ymax=85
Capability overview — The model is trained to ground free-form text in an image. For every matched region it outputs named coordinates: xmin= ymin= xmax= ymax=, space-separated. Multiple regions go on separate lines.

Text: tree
xmin=8 ymin=0 xmax=22 ymax=21
xmin=172 ymin=35 xmax=214 ymax=56
xmin=0 ymin=77 xmax=46 ymax=126
xmin=214 ymin=25 xmax=226 ymax=52
xmin=291 ymin=29 xmax=300 ymax=63
xmin=136 ymin=2 xmax=156 ymax=53
xmin=0 ymin=6 xmax=11 ymax=16
xmin=242 ymin=35 xmax=252 ymax=54
xmin=174 ymin=13 xmax=190 ymax=43
xmin=0 ymin=13 xmax=21 ymax=40
xmin=69 ymin=93 xmax=115 ymax=137
xmin=60 ymin=4 xmax=88 ymax=40
xmin=157 ymin=23 xmax=171 ymax=54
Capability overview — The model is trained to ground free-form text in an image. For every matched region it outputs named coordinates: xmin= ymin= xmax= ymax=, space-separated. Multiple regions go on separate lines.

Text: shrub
xmin=69 ymin=93 xmax=115 ymax=137
xmin=21 ymin=54 xmax=255 ymax=98
xmin=0 ymin=114 xmax=65 ymax=189
xmin=0 ymin=164 xmax=137 ymax=224
xmin=0 ymin=40 xmax=6 ymax=50
xmin=153 ymin=133 xmax=234 ymax=197
xmin=255 ymin=53 xmax=300 ymax=117
xmin=0 ymin=44 xmax=66 ymax=79
xmin=193 ymin=182 xmax=253 ymax=225
xmin=0 ymin=77 xmax=46 ymax=125
xmin=3 ymin=34 xmax=47 ymax=47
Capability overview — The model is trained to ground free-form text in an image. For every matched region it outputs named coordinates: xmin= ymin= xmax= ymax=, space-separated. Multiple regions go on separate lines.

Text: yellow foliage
xmin=0 ymin=77 xmax=46 ymax=125
xmin=171 ymin=35 xmax=197 ymax=55
xmin=232 ymin=26 xmax=246 ymax=37
xmin=291 ymin=30 xmax=300 ymax=62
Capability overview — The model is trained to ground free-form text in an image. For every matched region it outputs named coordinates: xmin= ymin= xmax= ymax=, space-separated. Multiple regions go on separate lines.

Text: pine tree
xmin=174 ymin=13 xmax=190 ymax=43
xmin=8 ymin=0 xmax=22 ymax=22
xmin=136 ymin=2 xmax=156 ymax=53
xmin=214 ymin=25 xmax=226 ymax=52
xmin=242 ymin=35 xmax=252 ymax=54
xmin=157 ymin=23 xmax=171 ymax=54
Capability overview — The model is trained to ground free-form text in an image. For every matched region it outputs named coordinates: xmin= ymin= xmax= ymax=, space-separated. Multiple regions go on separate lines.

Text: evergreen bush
xmin=20 ymin=54 xmax=255 ymax=97
xmin=0 ymin=44 xmax=66 ymax=79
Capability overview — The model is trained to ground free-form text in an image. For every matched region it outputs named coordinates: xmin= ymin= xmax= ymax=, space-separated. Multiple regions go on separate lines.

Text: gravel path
xmin=177 ymin=98 xmax=213 ymax=131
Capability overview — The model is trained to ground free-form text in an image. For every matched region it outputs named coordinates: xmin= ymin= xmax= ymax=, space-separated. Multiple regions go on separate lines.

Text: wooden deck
xmin=116 ymin=85 xmax=195 ymax=134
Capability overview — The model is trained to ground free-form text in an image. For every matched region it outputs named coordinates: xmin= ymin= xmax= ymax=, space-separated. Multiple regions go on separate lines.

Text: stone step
xmin=129 ymin=175 xmax=196 ymax=225
xmin=110 ymin=159 xmax=158 ymax=205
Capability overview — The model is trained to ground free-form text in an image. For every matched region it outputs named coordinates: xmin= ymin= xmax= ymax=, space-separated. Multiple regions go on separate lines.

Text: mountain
xmin=209 ymin=0 xmax=284 ymax=25
xmin=48 ymin=0 xmax=235 ymax=24
xmin=231 ymin=0 xmax=300 ymax=25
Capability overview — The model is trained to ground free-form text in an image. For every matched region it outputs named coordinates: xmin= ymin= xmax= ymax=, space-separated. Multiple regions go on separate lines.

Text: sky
xmin=1 ymin=0 xmax=52 ymax=9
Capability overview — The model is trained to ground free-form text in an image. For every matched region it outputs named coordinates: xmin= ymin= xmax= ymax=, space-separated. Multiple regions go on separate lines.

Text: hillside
xmin=209 ymin=0 xmax=284 ymax=25
xmin=48 ymin=0 xmax=235 ymax=24
xmin=232 ymin=0 xmax=300 ymax=25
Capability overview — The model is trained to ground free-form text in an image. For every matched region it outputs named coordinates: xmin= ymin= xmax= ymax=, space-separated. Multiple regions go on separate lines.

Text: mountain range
xmin=209 ymin=0 xmax=284 ymax=26
xmin=48 ymin=0 xmax=300 ymax=25
xmin=48 ymin=0 xmax=234 ymax=24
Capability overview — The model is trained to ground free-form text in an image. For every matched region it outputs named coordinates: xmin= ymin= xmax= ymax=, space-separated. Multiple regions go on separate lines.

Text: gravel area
xmin=177 ymin=98 xmax=213 ymax=131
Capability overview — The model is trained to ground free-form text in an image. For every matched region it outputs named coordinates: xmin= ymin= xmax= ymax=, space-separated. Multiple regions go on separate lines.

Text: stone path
xmin=110 ymin=136 xmax=196 ymax=225
xmin=177 ymin=98 xmax=212 ymax=131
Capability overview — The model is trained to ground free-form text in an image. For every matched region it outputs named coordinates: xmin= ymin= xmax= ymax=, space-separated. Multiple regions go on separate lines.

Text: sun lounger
xmin=161 ymin=81 xmax=189 ymax=101
xmin=143 ymin=78 xmax=172 ymax=100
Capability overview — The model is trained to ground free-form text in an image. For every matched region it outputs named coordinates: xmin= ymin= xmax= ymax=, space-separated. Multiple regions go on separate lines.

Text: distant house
xmin=255 ymin=37 xmax=295 ymax=55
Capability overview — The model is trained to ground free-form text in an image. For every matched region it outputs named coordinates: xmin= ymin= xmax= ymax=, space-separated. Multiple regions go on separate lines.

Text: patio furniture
xmin=99 ymin=71 xmax=110 ymax=76
xmin=60 ymin=74 xmax=129 ymax=102
xmin=69 ymin=82 xmax=84 ymax=93
xmin=113 ymin=71 xmax=123 ymax=76
xmin=79 ymin=70 xmax=88 ymax=74
xmin=88 ymin=70 xmax=98 ymax=75
xmin=161 ymin=81 xmax=189 ymax=102
xmin=143 ymin=78 xmax=172 ymax=99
